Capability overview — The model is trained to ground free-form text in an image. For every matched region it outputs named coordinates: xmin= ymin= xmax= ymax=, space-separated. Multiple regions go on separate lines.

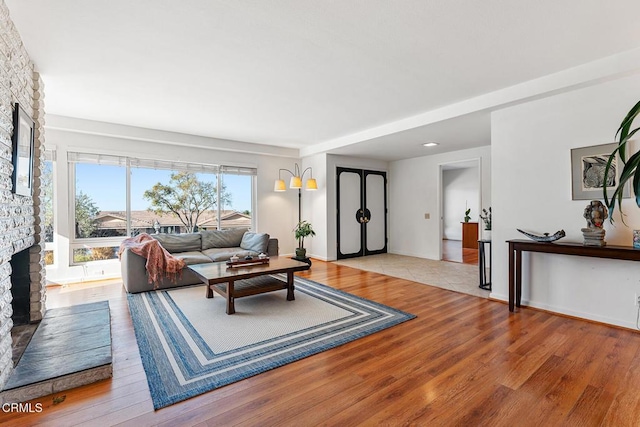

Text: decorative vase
xmin=634 ymin=230 xmax=640 ymax=249
xmin=295 ymin=248 xmax=307 ymax=259
xmin=483 ymin=229 xmax=492 ymax=241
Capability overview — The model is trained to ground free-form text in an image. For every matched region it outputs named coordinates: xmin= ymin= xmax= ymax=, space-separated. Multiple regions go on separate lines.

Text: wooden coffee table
xmin=188 ymin=256 xmax=311 ymax=314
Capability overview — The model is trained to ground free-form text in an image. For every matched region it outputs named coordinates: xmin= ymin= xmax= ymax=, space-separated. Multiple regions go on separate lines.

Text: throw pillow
xmin=240 ymin=232 xmax=270 ymax=254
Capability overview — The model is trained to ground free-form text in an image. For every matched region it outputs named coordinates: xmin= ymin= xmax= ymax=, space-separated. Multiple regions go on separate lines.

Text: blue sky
xmin=75 ymin=164 xmax=252 ymax=212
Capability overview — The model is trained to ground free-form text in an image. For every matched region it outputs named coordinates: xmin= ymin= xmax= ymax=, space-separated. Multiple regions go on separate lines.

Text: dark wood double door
xmin=337 ymin=167 xmax=388 ymax=259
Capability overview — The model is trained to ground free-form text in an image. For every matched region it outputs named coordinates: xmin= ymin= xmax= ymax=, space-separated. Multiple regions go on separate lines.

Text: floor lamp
xmin=273 ymin=163 xmax=318 ymax=225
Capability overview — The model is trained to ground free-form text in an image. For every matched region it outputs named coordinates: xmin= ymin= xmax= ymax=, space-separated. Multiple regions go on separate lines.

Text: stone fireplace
xmin=0 ymin=1 xmax=47 ymax=390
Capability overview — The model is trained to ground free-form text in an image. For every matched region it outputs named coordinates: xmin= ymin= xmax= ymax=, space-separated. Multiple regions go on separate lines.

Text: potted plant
xmin=604 ymin=99 xmax=640 ymax=223
xmin=464 ymin=208 xmax=471 ymax=223
xmin=479 ymin=207 xmax=491 ymax=240
xmin=294 ymin=220 xmax=315 ymax=259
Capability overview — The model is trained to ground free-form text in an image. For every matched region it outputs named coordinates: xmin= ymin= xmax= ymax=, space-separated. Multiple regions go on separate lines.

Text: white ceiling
xmin=6 ymin=1 xmax=640 ymax=161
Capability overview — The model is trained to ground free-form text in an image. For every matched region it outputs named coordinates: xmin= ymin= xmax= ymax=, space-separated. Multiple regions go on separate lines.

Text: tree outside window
xmin=143 ymin=172 xmax=231 ymax=233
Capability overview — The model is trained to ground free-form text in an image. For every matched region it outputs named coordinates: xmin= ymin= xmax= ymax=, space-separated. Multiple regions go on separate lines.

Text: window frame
xmin=42 ymin=150 xmax=56 ymax=266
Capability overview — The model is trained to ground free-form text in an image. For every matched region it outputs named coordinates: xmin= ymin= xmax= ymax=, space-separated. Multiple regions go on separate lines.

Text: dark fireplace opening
xmin=10 ymin=248 xmax=31 ymax=326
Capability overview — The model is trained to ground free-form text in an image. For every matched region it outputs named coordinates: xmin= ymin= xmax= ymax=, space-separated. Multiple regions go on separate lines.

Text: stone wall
xmin=0 ymin=1 xmax=46 ymax=389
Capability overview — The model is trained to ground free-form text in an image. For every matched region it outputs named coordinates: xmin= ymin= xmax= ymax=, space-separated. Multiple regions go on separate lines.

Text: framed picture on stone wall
xmin=11 ymin=103 xmax=35 ymax=197
xmin=571 ymin=142 xmax=630 ymax=200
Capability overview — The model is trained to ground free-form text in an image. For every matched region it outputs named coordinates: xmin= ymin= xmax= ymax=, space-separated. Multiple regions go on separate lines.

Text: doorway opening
xmin=440 ymin=159 xmax=481 ymax=265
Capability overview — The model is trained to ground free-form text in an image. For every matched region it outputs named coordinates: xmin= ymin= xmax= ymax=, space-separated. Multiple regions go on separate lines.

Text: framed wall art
xmin=571 ymin=142 xmax=630 ymax=201
xmin=11 ymin=103 xmax=35 ymax=197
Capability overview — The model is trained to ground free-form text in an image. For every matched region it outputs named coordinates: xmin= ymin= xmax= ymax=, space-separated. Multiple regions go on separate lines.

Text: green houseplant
xmin=294 ymin=220 xmax=316 ymax=259
xmin=464 ymin=208 xmax=471 ymax=223
xmin=604 ymin=100 xmax=640 ymax=223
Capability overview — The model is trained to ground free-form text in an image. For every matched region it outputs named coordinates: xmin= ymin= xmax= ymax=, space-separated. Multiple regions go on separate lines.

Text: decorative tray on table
xmin=226 ymin=257 xmax=269 ymax=268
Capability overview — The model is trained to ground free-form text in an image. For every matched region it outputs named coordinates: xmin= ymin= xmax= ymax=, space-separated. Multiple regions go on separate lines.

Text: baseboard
xmin=489 ymin=293 xmax=639 ymax=331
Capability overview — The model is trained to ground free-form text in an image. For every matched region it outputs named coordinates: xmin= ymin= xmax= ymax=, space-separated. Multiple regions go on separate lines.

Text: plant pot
xmin=295 ymin=248 xmax=307 ymax=259
xmin=482 ymin=229 xmax=492 ymax=241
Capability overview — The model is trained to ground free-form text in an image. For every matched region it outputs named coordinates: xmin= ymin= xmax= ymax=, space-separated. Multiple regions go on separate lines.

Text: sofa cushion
xmin=240 ymin=232 xmax=270 ymax=254
xmin=172 ymin=251 xmax=212 ymax=265
xmin=152 ymin=233 xmax=201 ymax=253
xmin=202 ymin=247 xmax=257 ymax=262
xmin=200 ymin=228 xmax=248 ymax=250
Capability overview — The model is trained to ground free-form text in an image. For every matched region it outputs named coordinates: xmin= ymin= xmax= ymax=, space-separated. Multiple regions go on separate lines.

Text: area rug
xmin=127 ymin=275 xmax=415 ymax=409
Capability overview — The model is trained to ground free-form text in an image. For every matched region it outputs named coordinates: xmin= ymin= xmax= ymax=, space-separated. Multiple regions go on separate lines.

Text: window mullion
xmin=68 ymin=161 xmax=76 ymax=263
xmin=126 ymin=159 xmax=131 ymax=236
xmin=216 ymin=171 xmax=222 ymax=230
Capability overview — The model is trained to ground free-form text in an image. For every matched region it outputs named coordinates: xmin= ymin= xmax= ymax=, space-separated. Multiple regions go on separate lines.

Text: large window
xmin=74 ymin=161 xmax=126 ymax=238
xmin=220 ymin=170 xmax=254 ymax=230
xmin=68 ymin=153 xmax=256 ymax=264
xmin=222 ymin=171 xmax=253 ymax=216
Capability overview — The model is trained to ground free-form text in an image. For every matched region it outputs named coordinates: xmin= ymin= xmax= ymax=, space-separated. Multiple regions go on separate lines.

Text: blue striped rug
xmin=127 ymin=275 xmax=415 ymax=409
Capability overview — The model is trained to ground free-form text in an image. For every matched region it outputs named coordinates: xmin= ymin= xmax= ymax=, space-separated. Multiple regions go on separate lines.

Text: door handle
xmin=355 ymin=208 xmax=372 ymax=224
xmin=363 ymin=208 xmax=371 ymax=223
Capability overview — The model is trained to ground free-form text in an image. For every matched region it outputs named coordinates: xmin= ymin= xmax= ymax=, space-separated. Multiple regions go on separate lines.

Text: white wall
xmin=301 ymin=153 xmax=327 ymax=260
xmin=442 ymin=166 xmax=480 ymax=240
xmin=388 ymin=146 xmax=491 ymax=260
xmin=44 ymin=117 xmax=301 ymax=283
xmin=491 ymin=73 xmax=640 ymax=329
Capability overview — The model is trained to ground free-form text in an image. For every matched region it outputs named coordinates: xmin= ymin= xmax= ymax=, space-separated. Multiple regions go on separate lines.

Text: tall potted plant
xmin=604 ymin=100 xmax=640 ymax=223
xmin=294 ymin=220 xmax=315 ymax=259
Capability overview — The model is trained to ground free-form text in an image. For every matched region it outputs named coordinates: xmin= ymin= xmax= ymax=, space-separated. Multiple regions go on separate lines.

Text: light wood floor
xmin=3 ymin=260 xmax=640 ymax=426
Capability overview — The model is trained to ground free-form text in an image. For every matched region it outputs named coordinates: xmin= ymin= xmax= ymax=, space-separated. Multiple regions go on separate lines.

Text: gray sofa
xmin=120 ymin=228 xmax=278 ymax=293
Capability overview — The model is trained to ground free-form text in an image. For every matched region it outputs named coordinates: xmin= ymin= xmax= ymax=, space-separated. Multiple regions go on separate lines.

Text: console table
xmin=507 ymin=239 xmax=640 ymax=312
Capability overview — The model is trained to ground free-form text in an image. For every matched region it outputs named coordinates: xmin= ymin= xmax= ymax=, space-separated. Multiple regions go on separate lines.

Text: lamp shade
xmin=289 ymin=176 xmax=302 ymax=189
xmin=274 ymin=179 xmax=286 ymax=192
xmin=305 ymin=178 xmax=318 ymax=191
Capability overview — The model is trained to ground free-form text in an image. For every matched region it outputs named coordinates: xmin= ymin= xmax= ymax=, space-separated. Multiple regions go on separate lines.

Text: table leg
xmin=508 ymin=242 xmax=515 ymax=312
xmin=515 ymin=249 xmax=522 ymax=308
xmin=205 ymin=282 xmax=214 ymax=299
xmin=478 ymin=242 xmax=484 ymax=288
xmin=286 ymin=271 xmax=295 ymax=301
xmin=226 ymin=280 xmax=235 ymax=314
xmin=488 ymin=242 xmax=492 ymax=290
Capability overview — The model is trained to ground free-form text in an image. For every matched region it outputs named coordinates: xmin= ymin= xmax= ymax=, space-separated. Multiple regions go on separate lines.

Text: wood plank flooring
xmin=2 ymin=260 xmax=639 ymax=426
